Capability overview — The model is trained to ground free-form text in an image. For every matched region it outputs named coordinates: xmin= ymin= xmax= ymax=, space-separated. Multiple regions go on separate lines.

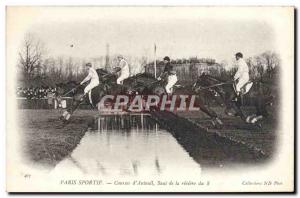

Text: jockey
xmin=158 ymin=56 xmax=178 ymax=94
xmin=80 ymin=62 xmax=100 ymax=95
xmin=234 ymin=52 xmax=249 ymax=96
xmin=116 ymin=55 xmax=130 ymax=85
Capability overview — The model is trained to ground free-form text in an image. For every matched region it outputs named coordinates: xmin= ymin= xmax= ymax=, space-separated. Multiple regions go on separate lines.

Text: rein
xmin=60 ymin=72 xmax=114 ymax=98
xmin=195 ymin=75 xmax=234 ymax=91
xmin=60 ymin=84 xmax=82 ymax=97
xmin=205 ymin=75 xmax=222 ymax=83
xmin=197 ymin=81 xmax=233 ymax=91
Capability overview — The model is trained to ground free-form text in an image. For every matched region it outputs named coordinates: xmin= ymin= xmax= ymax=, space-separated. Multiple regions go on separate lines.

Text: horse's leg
xmin=230 ymin=101 xmax=247 ymax=122
xmin=222 ymin=90 xmax=236 ymax=116
xmin=244 ymin=83 xmax=268 ymax=125
xmin=196 ymin=95 xmax=223 ymax=127
xmin=199 ymin=105 xmax=217 ymax=119
xmin=61 ymin=96 xmax=83 ymax=121
xmin=199 ymin=105 xmax=223 ymax=127
xmin=255 ymin=95 xmax=273 ymax=117
xmin=230 ymin=99 xmax=263 ymax=126
xmin=243 ymin=95 xmax=270 ymax=125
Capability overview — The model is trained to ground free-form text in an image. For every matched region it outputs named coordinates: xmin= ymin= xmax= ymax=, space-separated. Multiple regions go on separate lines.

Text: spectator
xmin=16 ymin=86 xmax=56 ymax=99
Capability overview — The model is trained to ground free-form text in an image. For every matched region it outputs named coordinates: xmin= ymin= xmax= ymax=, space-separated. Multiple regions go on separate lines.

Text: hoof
xmin=210 ymin=120 xmax=216 ymax=127
xmin=246 ymin=116 xmax=251 ymax=123
xmin=246 ymin=115 xmax=263 ymax=125
xmin=250 ymin=115 xmax=263 ymax=124
xmin=211 ymin=118 xmax=223 ymax=129
xmin=65 ymin=113 xmax=71 ymax=120
xmin=62 ymin=111 xmax=68 ymax=117
xmin=225 ymin=110 xmax=235 ymax=116
xmin=246 ymin=114 xmax=256 ymax=123
xmin=60 ymin=111 xmax=71 ymax=121
xmin=226 ymin=112 xmax=234 ymax=116
xmin=215 ymin=117 xmax=223 ymax=125
xmin=256 ymin=115 xmax=263 ymax=121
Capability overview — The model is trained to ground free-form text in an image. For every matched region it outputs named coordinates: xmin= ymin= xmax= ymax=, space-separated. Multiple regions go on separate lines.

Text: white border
xmin=1 ymin=0 xmax=298 ymax=197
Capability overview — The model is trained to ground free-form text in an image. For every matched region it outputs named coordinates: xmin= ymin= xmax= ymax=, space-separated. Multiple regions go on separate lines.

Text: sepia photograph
xmin=6 ymin=6 xmax=294 ymax=192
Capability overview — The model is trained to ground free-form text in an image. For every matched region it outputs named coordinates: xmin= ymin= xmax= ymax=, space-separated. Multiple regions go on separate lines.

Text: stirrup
xmin=231 ymin=97 xmax=238 ymax=102
xmin=80 ymin=94 xmax=86 ymax=101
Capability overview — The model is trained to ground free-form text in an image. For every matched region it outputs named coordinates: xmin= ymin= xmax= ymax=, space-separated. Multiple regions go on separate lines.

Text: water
xmin=52 ymin=114 xmax=202 ymax=177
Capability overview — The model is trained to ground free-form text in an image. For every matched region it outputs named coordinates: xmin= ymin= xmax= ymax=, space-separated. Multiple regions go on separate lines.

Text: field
xmin=17 ymin=106 xmax=277 ymax=168
xmin=18 ymin=109 xmax=98 ymax=167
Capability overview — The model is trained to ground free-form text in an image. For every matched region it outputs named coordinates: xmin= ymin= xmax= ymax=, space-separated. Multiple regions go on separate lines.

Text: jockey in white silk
xmin=80 ymin=63 xmax=100 ymax=94
xmin=116 ymin=55 xmax=130 ymax=85
xmin=234 ymin=52 xmax=249 ymax=95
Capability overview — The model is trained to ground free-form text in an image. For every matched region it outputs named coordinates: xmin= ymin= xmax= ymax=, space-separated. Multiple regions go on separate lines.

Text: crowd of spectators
xmin=16 ymin=86 xmax=56 ymax=99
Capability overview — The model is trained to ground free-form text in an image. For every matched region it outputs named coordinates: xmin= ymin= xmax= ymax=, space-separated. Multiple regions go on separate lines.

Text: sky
xmin=26 ymin=7 xmax=275 ymax=65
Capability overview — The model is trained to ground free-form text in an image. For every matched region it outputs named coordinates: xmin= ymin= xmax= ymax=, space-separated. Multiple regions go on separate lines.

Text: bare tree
xmin=18 ymin=33 xmax=45 ymax=79
xmin=261 ymin=51 xmax=280 ymax=79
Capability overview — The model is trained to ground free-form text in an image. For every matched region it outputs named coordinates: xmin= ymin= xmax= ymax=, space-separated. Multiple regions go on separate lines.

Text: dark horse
xmin=124 ymin=73 xmax=225 ymax=126
xmin=124 ymin=73 xmax=224 ymax=126
xmin=193 ymin=73 xmax=274 ymax=124
xmin=123 ymin=73 xmax=166 ymax=95
xmin=56 ymin=81 xmax=107 ymax=121
xmin=57 ymin=70 xmax=167 ymax=121
xmin=57 ymin=68 xmax=136 ymax=121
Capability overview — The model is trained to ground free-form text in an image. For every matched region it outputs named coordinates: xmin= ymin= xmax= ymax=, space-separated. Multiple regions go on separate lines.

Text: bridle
xmin=193 ymin=75 xmax=233 ymax=92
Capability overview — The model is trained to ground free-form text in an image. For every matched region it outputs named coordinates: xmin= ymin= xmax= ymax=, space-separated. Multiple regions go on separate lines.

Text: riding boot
xmin=231 ymin=92 xmax=240 ymax=102
xmin=80 ymin=93 xmax=87 ymax=102
xmin=225 ymin=92 xmax=239 ymax=116
xmin=236 ymin=94 xmax=242 ymax=107
xmin=224 ymin=107 xmax=234 ymax=116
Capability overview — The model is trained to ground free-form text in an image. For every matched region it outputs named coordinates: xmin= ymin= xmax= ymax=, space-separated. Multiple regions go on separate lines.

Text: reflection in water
xmin=52 ymin=114 xmax=201 ymax=177
xmin=151 ymin=111 xmax=266 ymax=169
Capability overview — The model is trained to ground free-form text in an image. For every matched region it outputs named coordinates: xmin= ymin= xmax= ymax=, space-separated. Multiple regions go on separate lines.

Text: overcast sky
xmin=27 ymin=7 xmax=275 ymax=64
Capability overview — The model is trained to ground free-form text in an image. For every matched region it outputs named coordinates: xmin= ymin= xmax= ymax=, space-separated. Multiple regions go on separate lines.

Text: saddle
xmin=79 ymin=90 xmax=94 ymax=105
xmin=233 ymin=81 xmax=253 ymax=96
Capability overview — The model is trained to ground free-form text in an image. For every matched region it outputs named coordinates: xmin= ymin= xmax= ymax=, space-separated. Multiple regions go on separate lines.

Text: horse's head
xmin=56 ymin=81 xmax=81 ymax=97
xmin=121 ymin=73 xmax=158 ymax=95
xmin=96 ymin=68 xmax=109 ymax=77
xmin=56 ymin=81 xmax=84 ymax=122
xmin=193 ymin=73 xmax=212 ymax=93
xmin=97 ymin=68 xmax=119 ymax=84
xmin=122 ymin=73 xmax=152 ymax=86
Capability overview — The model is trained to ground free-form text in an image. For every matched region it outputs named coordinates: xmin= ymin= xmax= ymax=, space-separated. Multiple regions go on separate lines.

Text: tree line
xmin=17 ymin=33 xmax=280 ymax=87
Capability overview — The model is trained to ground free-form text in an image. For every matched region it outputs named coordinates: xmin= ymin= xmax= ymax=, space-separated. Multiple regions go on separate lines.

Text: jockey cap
xmin=163 ymin=56 xmax=170 ymax=62
xmin=85 ymin=62 xmax=92 ymax=67
xmin=235 ymin=52 xmax=243 ymax=58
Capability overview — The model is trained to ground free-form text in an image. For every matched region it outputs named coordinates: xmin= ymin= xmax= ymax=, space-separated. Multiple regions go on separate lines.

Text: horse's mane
xmin=96 ymin=68 xmax=110 ymax=76
xmin=68 ymin=80 xmax=80 ymax=85
xmin=56 ymin=81 xmax=79 ymax=88
xmin=199 ymin=73 xmax=227 ymax=82
xmin=133 ymin=72 xmax=156 ymax=79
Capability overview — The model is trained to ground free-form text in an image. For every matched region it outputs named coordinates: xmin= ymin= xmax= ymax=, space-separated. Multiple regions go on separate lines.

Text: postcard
xmin=6 ymin=6 xmax=294 ymax=192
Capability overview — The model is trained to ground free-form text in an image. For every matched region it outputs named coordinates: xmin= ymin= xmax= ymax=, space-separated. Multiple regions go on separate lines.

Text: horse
xmin=193 ymin=73 xmax=275 ymax=125
xmin=123 ymin=73 xmax=224 ymax=127
xmin=123 ymin=73 xmax=166 ymax=95
xmin=56 ymin=81 xmax=107 ymax=121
